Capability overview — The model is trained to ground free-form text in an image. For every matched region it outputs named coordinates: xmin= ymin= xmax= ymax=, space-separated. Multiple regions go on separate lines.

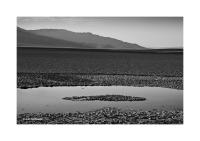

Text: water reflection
xmin=17 ymin=86 xmax=183 ymax=114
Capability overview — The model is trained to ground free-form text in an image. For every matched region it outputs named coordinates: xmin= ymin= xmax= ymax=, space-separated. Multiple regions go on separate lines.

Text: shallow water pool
xmin=17 ymin=86 xmax=183 ymax=114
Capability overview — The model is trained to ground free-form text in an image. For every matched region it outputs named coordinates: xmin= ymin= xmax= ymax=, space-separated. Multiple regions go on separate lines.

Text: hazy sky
xmin=17 ymin=17 xmax=183 ymax=48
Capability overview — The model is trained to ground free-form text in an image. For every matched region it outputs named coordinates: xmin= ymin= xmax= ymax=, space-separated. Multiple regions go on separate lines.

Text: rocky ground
xmin=17 ymin=73 xmax=183 ymax=90
xmin=63 ymin=95 xmax=146 ymax=101
xmin=17 ymin=107 xmax=183 ymax=124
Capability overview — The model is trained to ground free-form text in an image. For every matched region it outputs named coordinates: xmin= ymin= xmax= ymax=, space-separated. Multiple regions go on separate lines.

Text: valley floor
xmin=17 ymin=48 xmax=183 ymax=124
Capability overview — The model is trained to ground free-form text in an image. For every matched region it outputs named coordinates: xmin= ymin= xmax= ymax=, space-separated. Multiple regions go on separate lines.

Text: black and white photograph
xmin=3 ymin=0 xmax=200 ymax=140
xmin=16 ymin=17 xmax=183 ymax=124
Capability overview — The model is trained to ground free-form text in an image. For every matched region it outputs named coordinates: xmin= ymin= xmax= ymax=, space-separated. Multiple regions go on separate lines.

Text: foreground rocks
xmin=17 ymin=107 xmax=183 ymax=124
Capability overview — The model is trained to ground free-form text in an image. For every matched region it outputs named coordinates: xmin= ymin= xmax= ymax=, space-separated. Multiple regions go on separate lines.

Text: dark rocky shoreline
xmin=17 ymin=107 xmax=183 ymax=124
xmin=17 ymin=73 xmax=183 ymax=90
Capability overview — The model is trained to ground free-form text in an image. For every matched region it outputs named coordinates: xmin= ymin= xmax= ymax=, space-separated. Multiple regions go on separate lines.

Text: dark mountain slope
xmin=17 ymin=27 xmax=94 ymax=48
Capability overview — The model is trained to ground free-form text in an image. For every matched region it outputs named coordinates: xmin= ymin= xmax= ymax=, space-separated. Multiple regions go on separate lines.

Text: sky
xmin=17 ymin=17 xmax=183 ymax=49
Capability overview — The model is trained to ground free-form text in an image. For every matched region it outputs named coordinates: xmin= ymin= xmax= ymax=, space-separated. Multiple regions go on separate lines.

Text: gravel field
xmin=17 ymin=73 xmax=183 ymax=90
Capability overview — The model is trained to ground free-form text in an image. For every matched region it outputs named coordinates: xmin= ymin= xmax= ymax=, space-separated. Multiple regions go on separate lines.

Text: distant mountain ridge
xmin=17 ymin=27 xmax=146 ymax=50
xmin=29 ymin=29 xmax=146 ymax=50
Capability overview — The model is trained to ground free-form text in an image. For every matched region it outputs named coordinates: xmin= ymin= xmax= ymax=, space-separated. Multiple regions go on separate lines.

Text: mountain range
xmin=17 ymin=27 xmax=146 ymax=50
